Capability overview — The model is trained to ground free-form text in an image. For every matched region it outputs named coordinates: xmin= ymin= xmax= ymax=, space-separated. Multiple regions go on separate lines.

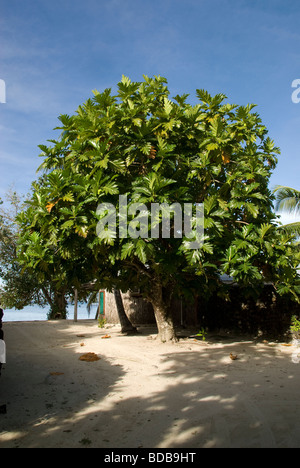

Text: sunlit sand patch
xmin=0 ymin=431 xmax=26 ymax=443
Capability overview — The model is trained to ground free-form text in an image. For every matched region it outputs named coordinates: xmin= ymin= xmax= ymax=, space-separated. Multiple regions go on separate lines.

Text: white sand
xmin=0 ymin=320 xmax=300 ymax=448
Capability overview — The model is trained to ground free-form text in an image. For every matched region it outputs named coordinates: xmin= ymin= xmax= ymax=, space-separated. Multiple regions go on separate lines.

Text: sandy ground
xmin=0 ymin=320 xmax=300 ymax=448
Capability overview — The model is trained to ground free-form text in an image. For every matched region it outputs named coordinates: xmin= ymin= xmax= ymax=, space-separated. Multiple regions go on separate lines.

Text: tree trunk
xmin=150 ymin=283 xmax=177 ymax=342
xmin=113 ymin=289 xmax=137 ymax=334
xmin=41 ymin=285 xmax=54 ymax=310
xmin=48 ymin=289 xmax=67 ymax=320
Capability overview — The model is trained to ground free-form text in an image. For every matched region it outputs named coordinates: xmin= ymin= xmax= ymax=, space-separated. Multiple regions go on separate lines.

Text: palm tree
xmin=274 ymin=186 xmax=300 ymax=236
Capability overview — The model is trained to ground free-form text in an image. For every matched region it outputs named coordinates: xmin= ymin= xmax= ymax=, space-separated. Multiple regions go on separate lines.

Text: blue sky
xmin=1 ymin=0 xmax=300 ymax=224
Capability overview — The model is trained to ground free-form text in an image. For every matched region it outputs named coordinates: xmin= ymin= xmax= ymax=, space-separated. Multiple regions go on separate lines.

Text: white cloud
xmin=276 ymin=212 xmax=300 ymax=226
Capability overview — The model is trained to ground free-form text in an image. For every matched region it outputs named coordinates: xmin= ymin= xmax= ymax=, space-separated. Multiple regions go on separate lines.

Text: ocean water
xmin=1 ymin=303 xmax=98 ymax=322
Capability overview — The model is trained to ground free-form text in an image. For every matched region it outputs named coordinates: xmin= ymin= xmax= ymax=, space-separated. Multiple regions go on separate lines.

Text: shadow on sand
xmin=0 ymin=321 xmax=299 ymax=448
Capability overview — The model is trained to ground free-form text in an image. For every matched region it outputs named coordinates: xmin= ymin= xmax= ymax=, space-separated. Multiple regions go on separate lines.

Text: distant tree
xmin=0 ymin=191 xmax=47 ymax=310
xmin=17 ymin=76 xmax=300 ymax=340
xmin=0 ymin=191 xmax=71 ymax=318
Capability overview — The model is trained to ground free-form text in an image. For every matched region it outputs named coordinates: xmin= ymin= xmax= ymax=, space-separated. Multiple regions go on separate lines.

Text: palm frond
xmin=277 ymin=221 xmax=300 ymax=237
xmin=273 ymin=185 xmax=300 ymax=214
xmin=86 ymin=290 xmax=99 ymax=316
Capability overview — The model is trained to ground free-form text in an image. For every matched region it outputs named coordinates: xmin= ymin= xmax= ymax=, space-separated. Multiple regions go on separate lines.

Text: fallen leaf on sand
xmin=281 ymin=343 xmax=292 ymax=347
xmin=101 ymin=334 xmax=111 ymax=339
xmin=80 ymin=343 xmax=85 ymax=347
xmin=79 ymin=353 xmax=101 ymax=362
xmin=50 ymin=372 xmax=64 ymax=376
xmin=77 ymin=335 xmax=85 ymax=338
xmin=230 ymin=353 xmax=238 ymax=361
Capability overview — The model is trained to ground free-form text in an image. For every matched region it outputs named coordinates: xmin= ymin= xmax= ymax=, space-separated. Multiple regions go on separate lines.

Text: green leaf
xmin=133 ymin=118 xmax=142 ymax=127
xmin=61 ymin=192 xmax=75 ymax=203
xmin=173 ymin=93 xmax=190 ymax=106
xmin=61 ymin=220 xmax=75 ymax=230
xmin=163 ymin=97 xmax=173 ymax=116
xmin=207 ymin=142 xmax=219 ymax=151
xmin=121 ymin=75 xmax=131 ymax=86
xmin=135 ymin=239 xmax=147 ymax=263
xmin=196 ymin=89 xmax=212 ymax=104
xmin=245 ymin=203 xmax=259 ymax=218
xmin=121 ymin=241 xmax=135 ymax=260
xmin=258 ymin=223 xmax=273 ymax=239
xmin=209 ymin=117 xmax=224 ymax=137
xmin=140 ymin=142 xmax=152 ymax=155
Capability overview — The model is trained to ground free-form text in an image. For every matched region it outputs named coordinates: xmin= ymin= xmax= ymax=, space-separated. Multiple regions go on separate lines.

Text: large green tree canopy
xmin=17 ymin=75 xmax=300 ymax=341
